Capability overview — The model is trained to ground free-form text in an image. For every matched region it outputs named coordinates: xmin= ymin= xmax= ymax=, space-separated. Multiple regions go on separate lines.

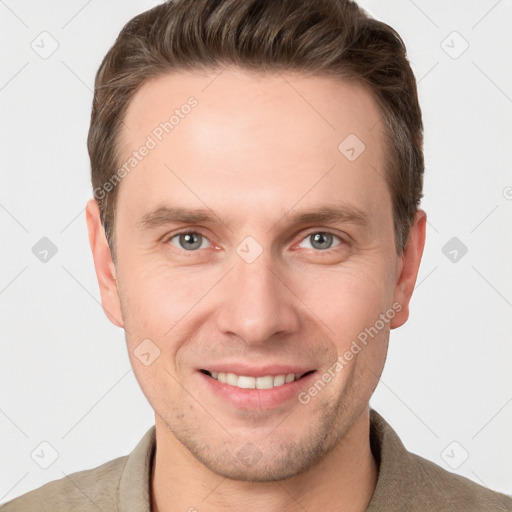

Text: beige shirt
xmin=2 ymin=409 xmax=511 ymax=511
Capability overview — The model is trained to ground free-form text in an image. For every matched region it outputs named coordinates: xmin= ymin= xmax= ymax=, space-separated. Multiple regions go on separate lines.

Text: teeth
xmin=273 ymin=374 xmax=285 ymax=386
xmin=237 ymin=376 xmax=256 ymax=388
xmin=207 ymin=371 xmax=302 ymax=389
xmin=256 ymin=376 xmax=274 ymax=389
xmin=226 ymin=373 xmax=238 ymax=386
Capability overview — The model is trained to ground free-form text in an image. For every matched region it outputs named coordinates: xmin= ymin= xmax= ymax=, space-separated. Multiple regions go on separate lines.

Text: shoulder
xmin=404 ymin=449 xmax=512 ymax=511
xmin=368 ymin=409 xmax=512 ymax=511
xmin=0 ymin=455 xmax=128 ymax=512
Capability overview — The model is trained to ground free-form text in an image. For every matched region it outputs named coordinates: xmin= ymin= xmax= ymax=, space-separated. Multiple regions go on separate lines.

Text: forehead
xmin=120 ymin=67 xmax=384 ymax=152
xmin=116 ymin=67 xmax=390 ymax=231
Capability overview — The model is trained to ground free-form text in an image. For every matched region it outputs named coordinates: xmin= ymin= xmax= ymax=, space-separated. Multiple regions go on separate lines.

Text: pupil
xmin=181 ymin=232 xmax=201 ymax=250
xmin=312 ymin=232 xmax=332 ymax=250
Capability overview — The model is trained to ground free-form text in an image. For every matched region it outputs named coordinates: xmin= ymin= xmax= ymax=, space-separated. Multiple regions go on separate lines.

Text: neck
xmin=151 ymin=408 xmax=378 ymax=512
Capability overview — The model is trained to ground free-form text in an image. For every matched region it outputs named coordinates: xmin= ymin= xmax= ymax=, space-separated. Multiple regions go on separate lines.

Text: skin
xmin=86 ymin=67 xmax=426 ymax=511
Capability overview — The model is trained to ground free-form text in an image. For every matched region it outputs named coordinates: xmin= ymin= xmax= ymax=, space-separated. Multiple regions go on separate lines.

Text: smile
xmin=200 ymin=370 xmax=315 ymax=390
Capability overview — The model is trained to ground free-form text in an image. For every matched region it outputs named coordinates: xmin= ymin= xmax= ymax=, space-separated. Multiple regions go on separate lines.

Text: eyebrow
xmin=136 ymin=206 xmax=218 ymax=230
xmin=135 ymin=204 xmax=370 ymax=231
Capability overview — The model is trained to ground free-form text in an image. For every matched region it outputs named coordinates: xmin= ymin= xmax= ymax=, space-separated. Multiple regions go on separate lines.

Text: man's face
xmin=88 ymin=67 xmax=424 ymax=481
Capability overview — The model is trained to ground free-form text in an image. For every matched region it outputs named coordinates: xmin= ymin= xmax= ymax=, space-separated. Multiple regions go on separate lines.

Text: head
xmin=86 ymin=0 xmax=426 ymax=482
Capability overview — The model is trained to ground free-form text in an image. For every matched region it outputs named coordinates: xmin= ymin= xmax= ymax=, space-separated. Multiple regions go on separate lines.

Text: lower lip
xmin=197 ymin=371 xmax=317 ymax=410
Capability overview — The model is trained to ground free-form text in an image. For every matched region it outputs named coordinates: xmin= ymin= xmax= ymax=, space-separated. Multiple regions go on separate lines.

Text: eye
xmin=298 ymin=231 xmax=343 ymax=251
xmin=167 ymin=231 xmax=211 ymax=251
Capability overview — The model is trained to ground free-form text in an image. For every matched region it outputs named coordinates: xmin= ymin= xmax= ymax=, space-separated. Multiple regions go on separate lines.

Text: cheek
xmin=293 ymin=259 xmax=393 ymax=342
xmin=118 ymin=244 xmax=396 ymax=351
xmin=118 ymin=261 xmax=210 ymax=334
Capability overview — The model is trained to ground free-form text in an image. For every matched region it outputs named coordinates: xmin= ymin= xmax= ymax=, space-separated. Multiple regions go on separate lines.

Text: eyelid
xmin=163 ymin=227 xmax=347 ymax=253
xmin=163 ymin=229 xmax=214 ymax=250
xmin=294 ymin=229 xmax=346 ymax=250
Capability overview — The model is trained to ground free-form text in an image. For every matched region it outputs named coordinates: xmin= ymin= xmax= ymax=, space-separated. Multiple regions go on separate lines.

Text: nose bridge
xmin=215 ymin=245 xmax=300 ymax=344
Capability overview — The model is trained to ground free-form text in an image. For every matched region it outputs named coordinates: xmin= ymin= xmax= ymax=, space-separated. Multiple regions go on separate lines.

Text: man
xmin=2 ymin=0 xmax=511 ymax=511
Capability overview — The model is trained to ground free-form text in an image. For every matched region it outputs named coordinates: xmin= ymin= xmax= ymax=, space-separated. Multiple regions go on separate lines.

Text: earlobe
xmin=390 ymin=209 xmax=427 ymax=329
xmin=85 ymin=198 xmax=124 ymax=328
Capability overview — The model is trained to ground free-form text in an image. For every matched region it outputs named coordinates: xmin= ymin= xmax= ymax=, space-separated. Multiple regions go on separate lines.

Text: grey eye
xmin=169 ymin=232 xmax=209 ymax=251
xmin=299 ymin=232 xmax=341 ymax=251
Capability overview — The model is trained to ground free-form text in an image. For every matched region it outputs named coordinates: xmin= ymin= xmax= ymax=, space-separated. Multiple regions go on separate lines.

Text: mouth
xmin=199 ymin=369 xmax=316 ymax=390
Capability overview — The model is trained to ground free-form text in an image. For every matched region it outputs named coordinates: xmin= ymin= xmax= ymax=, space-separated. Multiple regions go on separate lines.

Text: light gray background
xmin=1 ymin=0 xmax=511 ymax=503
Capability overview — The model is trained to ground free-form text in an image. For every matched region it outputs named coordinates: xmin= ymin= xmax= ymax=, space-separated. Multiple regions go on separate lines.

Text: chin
xmin=182 ymin=433 xmax=334 ymax=483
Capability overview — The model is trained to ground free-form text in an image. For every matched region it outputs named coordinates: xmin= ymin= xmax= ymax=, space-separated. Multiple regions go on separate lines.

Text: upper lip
xmin=199 ymin=364 xmax=315 ymax=378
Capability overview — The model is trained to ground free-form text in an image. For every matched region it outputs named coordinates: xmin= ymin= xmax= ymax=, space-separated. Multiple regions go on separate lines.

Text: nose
xmin=215 ymin=250 xmax=301 ymax=345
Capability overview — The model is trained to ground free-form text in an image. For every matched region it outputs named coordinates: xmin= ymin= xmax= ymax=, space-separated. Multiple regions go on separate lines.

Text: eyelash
xmin=163 ymin=229 xmax=346 ymax=253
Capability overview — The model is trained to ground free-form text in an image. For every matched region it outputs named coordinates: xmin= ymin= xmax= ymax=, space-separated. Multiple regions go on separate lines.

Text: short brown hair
xmin=88 ymin=0 xmax=423 ymax=264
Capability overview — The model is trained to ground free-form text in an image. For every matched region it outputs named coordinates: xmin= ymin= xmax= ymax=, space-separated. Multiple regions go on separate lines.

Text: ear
xmin=390 ymin=209 xmax=427 ymax=329
xmin=85 ymin=198 xmax=124 ymax=328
